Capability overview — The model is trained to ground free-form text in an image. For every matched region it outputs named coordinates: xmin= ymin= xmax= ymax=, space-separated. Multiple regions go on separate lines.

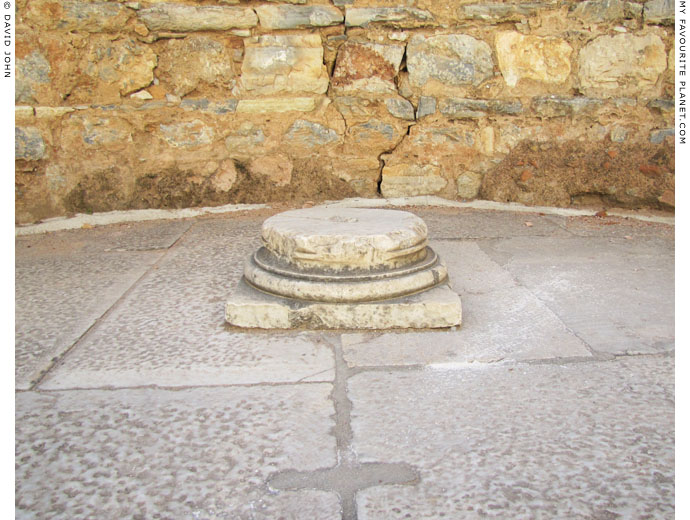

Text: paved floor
xmin=15 ymin=205 xmax=675 ymax=519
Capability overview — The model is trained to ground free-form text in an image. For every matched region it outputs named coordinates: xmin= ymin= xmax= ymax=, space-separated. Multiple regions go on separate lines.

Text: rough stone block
xmin=385 ymin=97 xmax=415 ymax=120
xmin=139 ymin=4 xmax=258 ymax=31
xmin=569 ymin=0 xmax=625 ymax=23
xmin=407 ymin=34 xmax=494 ymax=90
xmin=241 ymin=34 xmax=329 ymax=95
xmin=158 ymin=120 xmax=214 ymax=148
xmin=381 ymin=164 xmax=447 ymax=198
xmin=457 ymin=2 xmax=549 ymax=22
xmin=226 ymin=280 xmax=461 ymax=330
xmin=236 ymin=97 xmax=319 ymax=113
xmin=649 ymin=128 xmax=674 ymax=143
xmin=284 ymin=119 xmax=341 ymax=147
xmin=644 ymin=0 xmax=674 ymax=24
xmin=25 ymin=0 xmax=131 ymax=32
xmin=495 ymin=32 xmax=572 ymax=87
xmin=456 ymin=171 xmax=483 ymax=199
xmin=332 ymin=42 xmax=405 ymax=94
xmin=439 ymin=98 xmax=522 ymax=119
xmin=15 ymin=127 xmax=46 ymax=161
xmin=416 ymin=96 xmax=437 ymax=119
xmin=345 ymin=7 xmax=435 ymax=28
xmin=15 ymin=50 xmax=51 ymax=104
xmin=532 ymin=96 xmax=604 ymax=117
xmin=578 ymin=34 xmax=667 ymax=97
xmin=156 ymin=36 xmax=235 ymax=97
xmin=255 ymin=5 xmax=343 ymax=29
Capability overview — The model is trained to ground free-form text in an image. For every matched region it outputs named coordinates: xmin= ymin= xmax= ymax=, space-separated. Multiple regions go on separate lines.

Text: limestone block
xmin=81 ymin=38 xmax=157 ymax=98
xmin=407 ymin=34 xmax=494 ymax=90
xmin=16 ymin=127 xmax=46 ymax=161
xmin=255 ymin=5 xmax=343 ymax=29
xmin=345 ymin=7 xmax=435 ymax=28
xmin=347 ymin=119 xmax=399 ymax=151
xmin=249 ymin=154 xmax=293 ymax=186
xmin=385 ymin=98 xmax=415 ymax=120
xmin=25 ymin=0 xmax=131 ymax=32
xmin=569 ymin=0 xmax=625 ymax=23
xmin=260 ymin=208 xmax=428 ymax=271
xmin=284 ymin=120 xmax=341 ymax=147
xmin=236 ymin=97 xmax=318 ymax=113
xmin=532 ymin=96 xmax=604 ymax=117
xmin=15 ymin=50 xmax=51 ymax=104
xmin=210 ymin=160 xmax=238 ymax=191
xmin=226 ymin=281 xmax=462 ymax=329
xmin=241 ymin=34 xmax=329 ymax=95
xmin=332 ymin=42 xmax=405 ymax=94
xmin=457 ymin=2 xmax=549 ymax=22
xmin=649 ymin=128 xmax=674 ymax=143
xmin=381 ymin=164 xmax=447 ymax=198
xmin=158 ymin=120 xmax=214 ymax=148
xmin=15 ymin=106 xmax=34 ymax=121
xmin=79 ymin=117 xmax=132 ymax=147
xmin=416 ymin=96 xmax=437 ymax=119
xmin=456 ymin=171 xmax=482 ymax=199
xmin=578 ymin=34 xmax=666 ymax=97
xmin=157 ymin=37 xmax=235 ymax=97
xmin=180 ymin=99 xmax=238 ymax=114
xmin=495 ymin=32 xmax=572 ymax=88
xmin=439 ymin=98 xmax=522 ymax=119
xmin=139 ymin=4 xmax=258 ymax=32
xmin=225 ymin=123 xmax=266 ymax=154
xmin=644 ymin=0 xmax=674 ymax=24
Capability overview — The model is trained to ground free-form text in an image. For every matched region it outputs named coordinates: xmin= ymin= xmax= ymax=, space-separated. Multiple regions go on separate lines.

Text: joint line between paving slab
xmin=30 ymin=221 xmax=198 ymax=391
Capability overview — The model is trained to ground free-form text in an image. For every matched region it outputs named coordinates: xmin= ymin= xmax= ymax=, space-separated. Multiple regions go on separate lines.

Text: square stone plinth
xmin=225 ymin=279 xmax=462 ymax=330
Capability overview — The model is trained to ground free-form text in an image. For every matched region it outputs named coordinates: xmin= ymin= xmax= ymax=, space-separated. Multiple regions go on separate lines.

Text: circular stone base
xmin=245 ymin=247 xmax=448 ymax=303
xmin=260 ymin=207 xmax=428 ymax=271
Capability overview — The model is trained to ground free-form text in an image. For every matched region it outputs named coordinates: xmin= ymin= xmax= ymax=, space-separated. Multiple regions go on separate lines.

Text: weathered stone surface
xmin=241 ymin=34 xmax=329 ymax=95
xmin=15 ymin=50 xmax=51 ymax=104
xmin=647 ymin=99 xmax=674 ymax=113
xmin=457 ymin=2 xmax=549 ymax=22
xmin=225 ymin=122 xmax=266 ymax=153
xmin=158 ymin=120 xmax=214 ymax=148
xmin=138 ymin=4 xmax=258 ymax=32
xmin=456 ymin=171 xmax=483 ymax=198
xmin=249 ymin=154 xmax=293 ymax=186
xmin=578 ymin=34 xmax=667 ymax=97
xmin=76 ymin=116 xmax=132 ymax=147
xmin=236 ymin=97 xmax=319 ymax=113
xmin=15 ymin=106 xmax=34 ymax=120
xmin=381 ymin=164 xmax=447 ymax=198
xmin=16 ymin=127 xmax=46 ymax=161
xmin=260 ymin=208 xmax=428 ymax=271
xmin=644 ymin=0 xmax=674 ymax=24
xmin=284 ymin=119 xmax=340 ymax=147
xmin=407 ymin=34 xmax=494 ymax=90
xmin=345 ymin=7 xmax=435 ymax=28
xmin=26 ymin=0 xmax=131 ymax=32
xmin=226 ymin=281 xmax=462 ymax=329
xmin=496 ymin=32 xmax=572 ymax=87
xmin=209 ymin=159 xmax=237 ymax=191
xmin=180 ymin=98 xmax=238 ymax=114
xmin=532 ymin=96 xmax=604 ymax=117
xmin=81 ymin=37 xmax=157 ymax=99
xmin=569 ymin=0 xmax=625 ymax=23
xmin=157 ymin=37 xmax=235 ymax=97
xmin=385 ymin=97 xmax=415 ymax=120
xmin=332 ymin=42 xmax=405 ymax=93
xmin=649 ymin=128 xmax=674 ymax=143
xmin=255 ymin=5 xmax=343 ymax=29
xmin=416 ymin=96 xmax=437 ymax=119
xmin=439 ymin=98 xmax=522 ymax=119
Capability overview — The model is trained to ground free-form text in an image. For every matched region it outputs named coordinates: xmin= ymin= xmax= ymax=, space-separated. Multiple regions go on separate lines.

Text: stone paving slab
xmin=39 ymin=218 xmax=335 ymax=390
xmin=414 ymin=208 xmax=570 ymax=239
xmin=341 ymin=285 xmax=591 ymax=367
xmin=480 ymin=236 xmax=674 ymax=355
xmin=15 ymin=250 xmax=162 ymax=390
xmin=16 ymin=384 xmax=339 ymax=519
xmin=350 ymin=356 xmax=674 ymax=519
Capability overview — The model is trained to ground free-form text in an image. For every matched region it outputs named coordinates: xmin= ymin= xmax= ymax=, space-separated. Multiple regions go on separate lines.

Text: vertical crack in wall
xmin=267 ymin=335 xmax=420 ymax=520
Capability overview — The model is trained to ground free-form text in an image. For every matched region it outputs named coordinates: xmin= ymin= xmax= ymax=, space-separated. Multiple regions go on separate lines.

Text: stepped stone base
xmin=225 ymin=279 xmax=462 ymax=330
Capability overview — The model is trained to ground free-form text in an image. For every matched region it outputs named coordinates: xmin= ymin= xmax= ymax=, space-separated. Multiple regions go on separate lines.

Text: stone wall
xmin=15 ymin=0 xmax=675 ymax=223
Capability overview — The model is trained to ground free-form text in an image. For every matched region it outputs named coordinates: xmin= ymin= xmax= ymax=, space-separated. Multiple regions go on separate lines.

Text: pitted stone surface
xmin=260 ymin=207 xmax=428 ymax=271
xmin=16 ymin=385 xmax=340 ymax=519
xmin=351 ymin=356 xmax=674 ymax=518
